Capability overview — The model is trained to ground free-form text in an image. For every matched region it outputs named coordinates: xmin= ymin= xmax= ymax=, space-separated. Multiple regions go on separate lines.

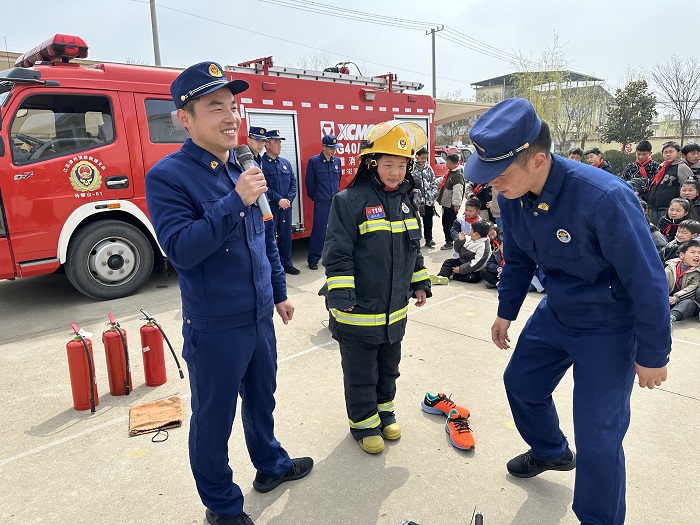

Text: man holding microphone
xmin=145 ymin=61 xmax=312 ymax=525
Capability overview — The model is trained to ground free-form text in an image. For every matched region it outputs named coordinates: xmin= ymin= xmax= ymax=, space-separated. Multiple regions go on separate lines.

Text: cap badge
xmin=556 ymin=229 xmax=571 ymax=243
xmin=208 ymin=63 xmax=223 ymax=77
xmin=401 ymin=202 xmax=410 ymax=214
xmin=537 ymin=203 xmax=550 ymax=211
xmin=180 ymin=95 xmax=187 ymax=101
xmin=397 ymin=137 xmax=408 ymax=150
xmin=210 ymin=161 xmax=219 ymax=170
xmin=259 ymin=128 xmax=264 ymax=134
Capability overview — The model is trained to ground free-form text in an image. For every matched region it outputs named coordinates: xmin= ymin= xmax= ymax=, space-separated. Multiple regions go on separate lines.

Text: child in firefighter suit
xmin=322 ymin=121 xmax=432 ymax=454
xmin=466 ymin=98 xmax=670 ymax=525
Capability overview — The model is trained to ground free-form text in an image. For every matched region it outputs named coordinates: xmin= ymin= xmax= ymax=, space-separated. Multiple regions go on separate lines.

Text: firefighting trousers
xmin=308 ymin=201 xmax=331 ymax=264
xmin=272 ymin=206 xmax=293 ymax=268
xmin=336 ymin=334 xmax=401 ymax=440
xmin=503 ymin=299 xmax=636 ymax=525
xmin=182 ymin=315 xmax=292 ymax=518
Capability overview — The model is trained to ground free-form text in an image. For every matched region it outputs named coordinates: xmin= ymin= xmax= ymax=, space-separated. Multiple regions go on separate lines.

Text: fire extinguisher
xmin=66 ymin=323 xmax=99 ymax=412
xmin=139 ymin=309 xmax=184 ymax=386
xmin=102 ymin=313 xmax=132 ymax=396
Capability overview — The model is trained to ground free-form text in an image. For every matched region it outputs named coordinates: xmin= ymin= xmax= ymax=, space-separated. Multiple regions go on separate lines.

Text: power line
xmin=143 ymin=2 xmax=472 ymax=88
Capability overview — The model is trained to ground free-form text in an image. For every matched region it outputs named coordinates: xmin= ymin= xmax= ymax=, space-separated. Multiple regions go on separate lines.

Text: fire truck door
xmin=6 ymin=90 xmax=134 ymax=262
xmin=245 ymin=111 xmax=304 ymax=232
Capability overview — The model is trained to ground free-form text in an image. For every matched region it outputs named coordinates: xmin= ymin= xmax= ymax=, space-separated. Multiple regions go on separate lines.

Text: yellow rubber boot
xmin=381 ymin=423 xmax=401 ymax=440
xmin=359 ymin=435 xmax=385 ymax=454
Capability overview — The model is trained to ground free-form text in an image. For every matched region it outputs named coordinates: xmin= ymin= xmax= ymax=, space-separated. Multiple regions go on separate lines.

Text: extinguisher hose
xmin=77 ymin=335 xmax=96 ymax=413
xmin=154 ymin=322 xmax=185 ymax=379
xmin=116 ymin=325 xmax=131 ymax=395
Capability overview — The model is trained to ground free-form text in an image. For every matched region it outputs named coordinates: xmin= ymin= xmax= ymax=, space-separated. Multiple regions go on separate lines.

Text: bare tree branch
xmin=651 ymin=55 xmax=700 ymax=145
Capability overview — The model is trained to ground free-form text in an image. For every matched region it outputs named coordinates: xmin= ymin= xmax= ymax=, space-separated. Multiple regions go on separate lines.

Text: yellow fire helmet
xmin=358 ymin=120 xmax=428 ymax=160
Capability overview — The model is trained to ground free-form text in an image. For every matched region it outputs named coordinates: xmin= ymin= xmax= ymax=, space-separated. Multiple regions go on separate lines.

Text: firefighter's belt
xmin=129 ymin=395 xmax=183 ymax=436
xmin=330 ymin=305 xmax=409 ymax=326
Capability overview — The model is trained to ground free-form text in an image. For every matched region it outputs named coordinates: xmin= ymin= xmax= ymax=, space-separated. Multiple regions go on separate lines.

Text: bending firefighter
xmin=322 ymin=121 xmax=432 ymax=454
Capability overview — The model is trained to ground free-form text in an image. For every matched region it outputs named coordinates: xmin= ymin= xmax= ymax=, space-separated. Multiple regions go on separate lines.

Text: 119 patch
xmin=366 ymin=205 xmax=385 ymax=220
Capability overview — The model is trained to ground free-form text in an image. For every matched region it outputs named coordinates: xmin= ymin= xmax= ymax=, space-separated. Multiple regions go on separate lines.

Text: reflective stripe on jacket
xmin=322 ymin=173 xmax=432 ymax=344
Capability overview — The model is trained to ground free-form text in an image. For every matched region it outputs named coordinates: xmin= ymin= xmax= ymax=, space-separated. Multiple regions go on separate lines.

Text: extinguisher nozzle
xmin=178 ymin=370 xmax=185 ymax=379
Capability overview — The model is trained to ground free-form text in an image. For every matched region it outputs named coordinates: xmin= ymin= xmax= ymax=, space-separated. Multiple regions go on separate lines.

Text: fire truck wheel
xmin=65 ymin=220 xmax=154 ymax=300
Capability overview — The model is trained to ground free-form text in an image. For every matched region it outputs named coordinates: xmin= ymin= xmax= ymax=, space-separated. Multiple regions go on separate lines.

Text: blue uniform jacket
xmin=262 ymin=153 xmax=297 ymax=206
xmin=145 ymin=139 xmax=286 ymax=328
xmin=498 ymin=156 xmax=671 ymax=368
xmin=305 ymin=152 xmax=341 ymax=203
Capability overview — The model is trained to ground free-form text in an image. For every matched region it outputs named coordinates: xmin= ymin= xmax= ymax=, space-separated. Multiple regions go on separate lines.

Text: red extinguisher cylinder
xmin=141 ymin=322 xmax=167 ymax=386
xmin=66 ymin=334 xmax=99 ymax=411
xmin=103 ymin=326 xmax=132 ymax=396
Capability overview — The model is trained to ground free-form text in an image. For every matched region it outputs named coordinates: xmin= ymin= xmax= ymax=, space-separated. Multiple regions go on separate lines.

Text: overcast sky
xmin=2 ymin=0 xmax=695 ymax=101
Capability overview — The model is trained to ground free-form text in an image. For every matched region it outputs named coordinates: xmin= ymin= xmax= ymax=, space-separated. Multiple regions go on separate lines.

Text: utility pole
xmin=426 ymin=25 xmax=444 ymax=99
xmin=150 ymin=0 xmax=162 ymax=66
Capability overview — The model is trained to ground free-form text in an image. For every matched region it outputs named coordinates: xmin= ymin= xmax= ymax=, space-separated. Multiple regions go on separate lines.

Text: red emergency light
xmin=15 ymin=34 xmax=89 ymax=68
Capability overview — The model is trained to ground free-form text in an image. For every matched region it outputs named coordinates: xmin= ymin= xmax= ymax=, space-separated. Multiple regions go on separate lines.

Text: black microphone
xmin=234 ymin=145 xmax=273 ymax=221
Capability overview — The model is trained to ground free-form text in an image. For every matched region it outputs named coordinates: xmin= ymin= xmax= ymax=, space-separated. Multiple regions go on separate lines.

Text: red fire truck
xmin=0 ymin=35 xmax=437 ymax=300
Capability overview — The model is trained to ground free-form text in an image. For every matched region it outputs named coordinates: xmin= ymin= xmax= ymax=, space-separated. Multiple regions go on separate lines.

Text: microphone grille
xmin=235 ymin=145 xmax=254 ymax=163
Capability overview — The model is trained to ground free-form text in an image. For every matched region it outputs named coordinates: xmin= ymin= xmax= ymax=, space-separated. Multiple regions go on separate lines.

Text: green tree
xmin=600 ymin=80 xmax=657 ymax=151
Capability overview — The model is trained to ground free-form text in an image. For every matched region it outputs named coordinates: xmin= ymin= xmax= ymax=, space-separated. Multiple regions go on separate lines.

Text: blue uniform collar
xmin=263 ymin=152 xmax=280 ymax=163
xmin=520 ymin=155 xmax=565 ymax=214
xmin=181 ymin=138 xmax=239 ymax=176
xmin=319 ymin=151 xmax=336 ymax=162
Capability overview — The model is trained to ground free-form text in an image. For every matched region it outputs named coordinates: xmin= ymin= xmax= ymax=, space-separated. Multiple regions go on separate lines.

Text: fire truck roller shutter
xmin=246 ymin=111 xmax=303 ymax=232
xmin=64 ymin=220 xmax=154 ymax=300
xmin=394 ymin=116 xmax=430 ymax=155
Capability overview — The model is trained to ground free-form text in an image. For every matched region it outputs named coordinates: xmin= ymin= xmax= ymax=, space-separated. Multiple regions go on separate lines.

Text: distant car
xmin=432 ymin=156 xmax=449 ymax=178
xmin=460 ymin=145 xmax=476 ymax=163
xmin=435 ymin=146 xmax=461 ymax=162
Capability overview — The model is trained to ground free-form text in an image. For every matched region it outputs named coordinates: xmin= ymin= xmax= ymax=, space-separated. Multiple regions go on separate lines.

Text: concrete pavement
xmin=1 ymin=236 xmax=698 ymax=525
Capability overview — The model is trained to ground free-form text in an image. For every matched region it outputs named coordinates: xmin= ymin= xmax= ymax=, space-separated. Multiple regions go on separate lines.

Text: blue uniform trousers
xmin=503 ymin=299 xmax=636 ymax=525
xmin=183 ymin=315 xmax=292 ymax=518
xmin=308 ymin=201 xmax=331 ymax=264
xmin=272 ymin=207 xmax=293 ymax=268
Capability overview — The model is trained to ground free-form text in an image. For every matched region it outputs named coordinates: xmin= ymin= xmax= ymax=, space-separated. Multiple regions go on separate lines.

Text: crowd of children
xmin=416 ymin=140 xmax=700 ymax=324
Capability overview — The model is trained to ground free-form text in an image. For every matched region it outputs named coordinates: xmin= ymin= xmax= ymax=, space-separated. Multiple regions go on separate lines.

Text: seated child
xmin=680 ymin=178 xmax=700 ymax=221
xmin=661 ymin=219 xmax=700 ymax=262
xmin=640 ymin=200 xmax=670 ymax=253
xmin=658 ymin=197 xmax=690 ymax=241
xmin=449 ymin=197 xmax=481 ymax=243
xmin=480 ymin=235 xmax=504 ymax=289
xmin=486 ymin=222 xmax=500 ymax=251
xmin=433 ymin=221 xmax=491 ymax=284
xmin=666 ymin=239 xmax=700 ymax=322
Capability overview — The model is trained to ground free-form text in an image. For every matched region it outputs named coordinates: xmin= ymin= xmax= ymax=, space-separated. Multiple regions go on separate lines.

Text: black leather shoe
xmin=253 ymin=456 xmax=314 ymax=493
xmin=205 ymin=509 xmax=255 ymax=525
xmin=308 ymin=261 xmax=318 ymax=270
xmin=507 ymin=447 xmax=575 ymax=478
xmin=284 ymin=266 xmax=301 ymax=275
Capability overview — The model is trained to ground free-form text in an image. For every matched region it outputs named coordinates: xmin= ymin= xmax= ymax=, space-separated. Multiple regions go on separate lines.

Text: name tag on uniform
xmin=366 ymin=206 xmax=385 ymax=220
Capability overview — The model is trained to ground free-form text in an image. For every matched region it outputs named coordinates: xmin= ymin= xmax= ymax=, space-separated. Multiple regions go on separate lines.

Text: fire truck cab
xmin=0 ymin=35 xmax=436 ymax=300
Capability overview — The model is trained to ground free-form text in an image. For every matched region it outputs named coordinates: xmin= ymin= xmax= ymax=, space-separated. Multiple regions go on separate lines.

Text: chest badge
xmin=401 ymin=202 xmax=410 ymax=214
xmin=210 ymin=161 xmax=219 ymax=170
xmin=537 ymin=203 xmax=550 ymax=211
xmin=366 ymin=205 xmax=385 ymax=220
xmin=556 ymin=229 xmax=572 ymax=243
xmin=283 ymin=165 xmax=288 ymax=170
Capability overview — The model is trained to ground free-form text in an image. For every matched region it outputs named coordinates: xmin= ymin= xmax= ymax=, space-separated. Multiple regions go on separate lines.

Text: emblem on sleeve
xmin=556 ymin=229 xmax=571 ymax=243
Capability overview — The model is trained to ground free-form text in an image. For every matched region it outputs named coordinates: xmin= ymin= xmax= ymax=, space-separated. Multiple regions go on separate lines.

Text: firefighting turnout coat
xmin=322 ymin=172 xmax=432 ymax=344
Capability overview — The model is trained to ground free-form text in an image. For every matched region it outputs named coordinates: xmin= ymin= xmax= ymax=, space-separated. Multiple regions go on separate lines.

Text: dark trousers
xmin=479 ymin=268 xmax=499 ymax=285
xmin=272 ymin=206 xmax=293 ymax=268
xmin=422 ymin=205 xmax=435 ymax=242
xmin=336 ymin=334 xmax=401 ymax=440
xmin=183 ymin=316 xmax=292 ymax=518
xmin=308 ymin=201 xmax=331 ymax=264
xmin=670 ymin=289 xmax=700 ymax=320
xmin=442 ymin=206 xmax=457 ymax=243
xmin=503 ymin=299 xmax=636 ymax=525
xmin=438 ymin=258 xmax=482 ymax=282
